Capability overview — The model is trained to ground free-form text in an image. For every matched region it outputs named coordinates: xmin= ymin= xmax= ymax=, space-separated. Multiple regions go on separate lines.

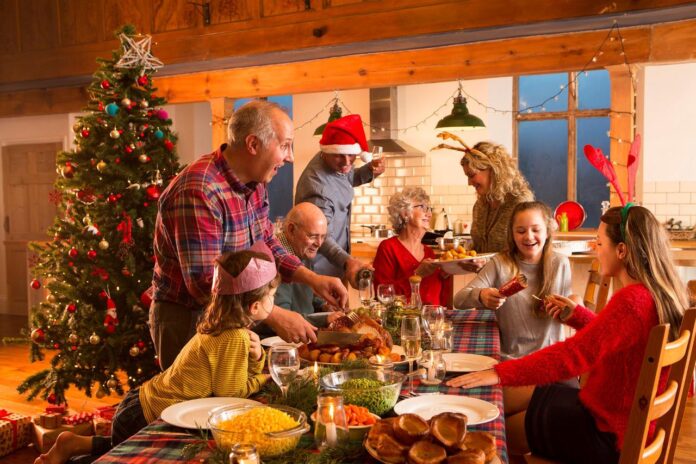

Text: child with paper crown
xmin=36 ymin=242 xmax=279 ymax=464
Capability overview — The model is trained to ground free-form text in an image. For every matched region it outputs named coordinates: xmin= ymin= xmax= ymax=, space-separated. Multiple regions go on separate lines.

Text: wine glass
xmin=377 ymin=284 xmax=395 ymax=306
xmin=400 ymin=315 xmax=421 ymax=396
xmin=370 ymin=146 xmax=383 ymax=188
xmin=421 ymin=305 xmax=445 ymax=348
xmin=268 ymin=344 xmax=299 ymax=398
xmin=358 ymin=278 xmax=374 ymax=309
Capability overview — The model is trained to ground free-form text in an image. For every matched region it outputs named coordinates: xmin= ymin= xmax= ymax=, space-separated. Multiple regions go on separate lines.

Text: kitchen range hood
xmin=368 ymin=87 xmax=424 ymax=157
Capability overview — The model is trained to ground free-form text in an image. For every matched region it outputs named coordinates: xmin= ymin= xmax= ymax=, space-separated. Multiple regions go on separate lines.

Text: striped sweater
xmin=139 ymin=328 xmax=267 ymax=422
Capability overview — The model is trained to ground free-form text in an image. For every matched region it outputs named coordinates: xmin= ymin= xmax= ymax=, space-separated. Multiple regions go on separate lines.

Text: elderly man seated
xmin=272 ymin=203 xmax=343 ymax=329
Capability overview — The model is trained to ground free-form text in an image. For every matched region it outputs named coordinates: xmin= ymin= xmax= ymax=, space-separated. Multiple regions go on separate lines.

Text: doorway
xmin=2 ymin=142 xmax=59 ymax=315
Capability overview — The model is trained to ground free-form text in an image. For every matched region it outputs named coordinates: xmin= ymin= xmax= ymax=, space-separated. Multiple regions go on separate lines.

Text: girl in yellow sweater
xmin=36 ymin=243 xmax=279 ymax=464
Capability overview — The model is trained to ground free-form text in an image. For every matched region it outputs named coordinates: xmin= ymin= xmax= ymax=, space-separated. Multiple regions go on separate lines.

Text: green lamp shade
xmin=436 ymin=96 xmax=485 ymax=129
xmin=314 ymin=104 xmax=343 ymax=136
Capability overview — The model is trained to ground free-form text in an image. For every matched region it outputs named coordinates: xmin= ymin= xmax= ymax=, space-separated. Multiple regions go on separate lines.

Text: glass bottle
xmin=406 ymin=275 xmax=422 ymax=316
xmin=314 ymin=392 xmax=348 ymax=449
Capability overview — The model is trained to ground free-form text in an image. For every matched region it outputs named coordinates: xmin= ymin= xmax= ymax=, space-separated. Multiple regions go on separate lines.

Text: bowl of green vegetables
xmin=319 ymin=369 xmax=404 ymax=416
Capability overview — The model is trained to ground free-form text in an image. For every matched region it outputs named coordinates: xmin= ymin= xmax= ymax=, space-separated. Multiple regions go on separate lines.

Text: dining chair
xmin=524 ymin=307 xmax=696 ymax=464
xmin=687 ymin=280 xmax=696 ymax=307
xmin=582 ymin=259 xmax=611 ymax=313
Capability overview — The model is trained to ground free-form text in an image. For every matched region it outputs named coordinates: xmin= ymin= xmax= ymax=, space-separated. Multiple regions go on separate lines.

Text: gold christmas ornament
xmin=96 ymin=160 xmax=108 ymax=172
xmin=140 ymin=100 xmax=149 ymax=108
xmin=129 ymin=346 xmax=140 ymax=357
xmin=109 ymin=129 xmax=120 ymax=139
xmin=96 ymin=388 xmax=106 ymax=399
xmin=68 ymin=333 xmax=79 ymax=344
xmin=138 ymin=154 xmax=149 ymax=163
xmin=89 ymin=333 xmax=101 ymax=345
xmin=106 ymin=378 xmax=118 ymax=389
xmin=121 ymin=98 xmax=131 ymax=107
xmin=98 ymin=240 xmax=109 ymax=250
xmin=47 ymin=294 xmax=56 ymax=303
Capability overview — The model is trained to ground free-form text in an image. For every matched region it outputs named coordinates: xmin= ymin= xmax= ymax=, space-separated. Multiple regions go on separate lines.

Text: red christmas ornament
xmin=31 ymin=328 xmax=45 ymax=343
xmin=115 ymin=158 xmax=121 ymax=164
xmin=68 ymin=247 xmax=78 ymax=258
xmin=63 ymin=163 xmax=75 ymax=179
xmin=30 ymin=279 xmax=41 ymax=289
xmin=121 ymin=268 xmax=131 ymax=276
xmin=137 ymin=340 xmax=146 ymax=349
xmin=99 ymin=290 xmax=108 ymax=300
xmin=145 ymin=184 xmax=161 ymax=200
xmin=164 ymin=139 xmax=174 ymax=151
xmin=68 ymin=261 xmax=74 ymax=267
xmin=98 ymin=102 xmax=104 ymax=111
xmin=107 ymin=194 xmax=118 ymax=203
xmin=66 ymin=303 xmax=77 ymax=313
xmin=81 ymin=129 xmax=90 ymax=138
xmin=137 ymin=76 xmax=149 ymax=86
xmin=125 ymin=146 xmax=133 ymax=154
xmin=87 ymin=250 xmax=97 ymax=260
xmin=47 ymin=393 xmax=57 ymax=404
xmin=104 ymin=298 xmax=118 ymax=333
xmin=53 ymin=343 xmax=60 ymax=349
xmin=70 ymin=345 xmax=78 ymax=351
xmin=143 ymin=202 xmax=149 ymax=207
xmin=100 ymin=80 xmax=110 ymax=89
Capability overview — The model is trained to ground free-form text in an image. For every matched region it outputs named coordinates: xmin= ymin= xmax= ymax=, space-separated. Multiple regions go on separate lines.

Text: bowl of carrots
xmin=311 ymin=404 xmax=379 ymax=441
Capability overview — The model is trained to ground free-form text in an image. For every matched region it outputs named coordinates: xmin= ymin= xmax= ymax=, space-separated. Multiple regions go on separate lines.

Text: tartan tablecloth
xmin=95 ymin=309 xmax=507 ymax=463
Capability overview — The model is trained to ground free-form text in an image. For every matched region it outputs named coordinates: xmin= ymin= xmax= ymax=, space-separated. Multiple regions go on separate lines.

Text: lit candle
xmin=325 ymin=403 xmax=337 ymax=446
xmin=312 ymin=361 xmax=319 ymax=382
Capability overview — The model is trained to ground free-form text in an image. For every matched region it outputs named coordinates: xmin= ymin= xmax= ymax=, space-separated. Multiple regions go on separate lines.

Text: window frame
xmin=512 ymin=71 xmax=611 ymax=204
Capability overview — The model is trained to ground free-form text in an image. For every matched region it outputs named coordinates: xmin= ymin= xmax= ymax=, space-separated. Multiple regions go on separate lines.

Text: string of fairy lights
xmin=295 ymin=21 xmax=638 ymax=140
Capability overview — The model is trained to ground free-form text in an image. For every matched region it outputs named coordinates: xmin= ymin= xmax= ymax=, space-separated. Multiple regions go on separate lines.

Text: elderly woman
xmin=463 ymin=141 xmax=534 ymax=253
xmin=373 ymin=187 xmax=450 ymax=306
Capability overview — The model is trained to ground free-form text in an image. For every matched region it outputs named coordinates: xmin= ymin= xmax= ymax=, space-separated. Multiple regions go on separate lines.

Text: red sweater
xmin=373 ymin=237 xmax=447 ymax=306
xmin=495 ymin=284 xmax=661 ymax=450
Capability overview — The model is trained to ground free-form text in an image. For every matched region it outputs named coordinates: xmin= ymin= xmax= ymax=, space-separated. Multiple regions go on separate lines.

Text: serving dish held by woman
xmin=373 ymin=187 xmax=451 ymax=307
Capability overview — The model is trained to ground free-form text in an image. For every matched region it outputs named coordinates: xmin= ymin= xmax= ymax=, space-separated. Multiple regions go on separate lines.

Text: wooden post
xmin=208 ymin=97 xmax=235 ymax=150
xmin=607 ymin=65 xmax=636 ymax=206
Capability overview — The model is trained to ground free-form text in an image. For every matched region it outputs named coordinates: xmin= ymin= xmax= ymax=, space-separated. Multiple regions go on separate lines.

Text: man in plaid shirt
xmin=150 ymin=100 xmax=348 ymax=369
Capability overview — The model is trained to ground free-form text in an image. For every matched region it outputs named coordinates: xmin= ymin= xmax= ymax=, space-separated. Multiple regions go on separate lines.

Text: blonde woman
xmin=462 ymin=141 xmax=534 ymax=254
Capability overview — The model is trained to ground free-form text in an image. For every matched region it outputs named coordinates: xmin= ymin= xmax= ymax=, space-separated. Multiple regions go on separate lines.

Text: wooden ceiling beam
xmin=1 ymin=18 xmax=695 ymax=119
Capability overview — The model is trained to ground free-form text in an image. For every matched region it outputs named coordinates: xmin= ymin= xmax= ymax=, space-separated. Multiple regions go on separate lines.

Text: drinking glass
xmin=370 ymin=146 xmax=383 ymax=188
xmin=401 ymin=315 xmax=421 ymax=396
xmin=358 ymin=278 xmax=374 ymax=309
xmin=421 ymin=305 xmax=445 ymax=345
xmin=377 ymin=284 xmax=395 ymax=306
xmin=268 ymin=344 xmax=299 ymax=398
xmin=229 ymin=443 xmax=260 ymax=464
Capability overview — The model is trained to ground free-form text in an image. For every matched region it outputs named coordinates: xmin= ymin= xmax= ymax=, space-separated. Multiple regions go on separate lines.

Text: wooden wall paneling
xmin=58 ymin=0 xmax=103 ymax=47
xmin=209 ymin=97 xmax=235 ymax=149
xmin=650 ymin=18 xmax=696 ymax=61
xmin=152 ymin=0 xmax=200 ymax=33
xmin=209 ymin=0 xmax=253 ymax=25
xmin=324 ymin=0 xmax=365 ymax=8
xmin=102 ymin=0 xmax=151 ymax=41
xmin=0 ymin=86 xmax=89 ymax=117
xmin=262 ymin=0 xmax=309 ymax=18
xmin=607 ymin=65 xmax=635 ymax=207
xmin=18 ymin=0 xmax=59 ymax=52
xmin=0 ymin=0 xmax=19 ymax=55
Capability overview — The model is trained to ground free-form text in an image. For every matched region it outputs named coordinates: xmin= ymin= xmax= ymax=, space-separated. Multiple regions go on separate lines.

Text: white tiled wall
xmin=642 ymin=181 xmax=696 ymax=228
xmin=351 ymin=155 xmax=477 ymax=237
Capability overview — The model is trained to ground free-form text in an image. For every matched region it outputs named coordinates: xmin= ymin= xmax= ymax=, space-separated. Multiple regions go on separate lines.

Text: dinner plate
xmin=442 ymin=353 xmax=498 ymax=373
xmin=160 ymin=397 xmax=261 ymax=429
xmin=394 ymin=394 xmax=500 ymax=424
xmin=435 ymin=253 xmax=496 ymax=274
xmin=260 ymin=336 xmax=301 ymax=348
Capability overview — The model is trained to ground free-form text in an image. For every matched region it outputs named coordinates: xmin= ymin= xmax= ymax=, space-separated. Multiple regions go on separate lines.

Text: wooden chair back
xmin=619 ymin=307 xmax=696 ymax=464
xmin=687 ymin=280 xmax=696 ymax=307
xmin=583 ymin=259 xmax=611 ymax=313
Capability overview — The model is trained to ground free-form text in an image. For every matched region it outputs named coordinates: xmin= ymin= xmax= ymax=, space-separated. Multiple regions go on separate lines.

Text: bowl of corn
xmin=208 ymin=404 xmax=309 ymax=457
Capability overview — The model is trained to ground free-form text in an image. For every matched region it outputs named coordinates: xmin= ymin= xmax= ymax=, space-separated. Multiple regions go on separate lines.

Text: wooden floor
xmin=1 ymin=314 xmax=695 ymax=463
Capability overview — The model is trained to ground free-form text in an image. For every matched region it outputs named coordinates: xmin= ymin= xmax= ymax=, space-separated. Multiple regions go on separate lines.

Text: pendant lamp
xmin=435 ymin=83 xmax=485 ymax=130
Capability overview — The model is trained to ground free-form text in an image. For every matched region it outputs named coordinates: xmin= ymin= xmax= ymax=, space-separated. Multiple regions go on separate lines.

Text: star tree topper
xmin=115 ymin=34 xmax=164 ymax=71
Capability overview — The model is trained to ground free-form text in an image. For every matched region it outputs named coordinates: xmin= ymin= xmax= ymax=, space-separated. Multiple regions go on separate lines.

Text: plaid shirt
xmin=152 ymin=145 xmax=301 ymax=309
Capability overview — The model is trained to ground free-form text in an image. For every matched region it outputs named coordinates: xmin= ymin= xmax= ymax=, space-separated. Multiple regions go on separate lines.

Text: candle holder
xmin=229 ymin=443 xmax=260 ymax=464
xmin=431 ymin=320 xmax=454 ymax=352
xmin=314 ymin=392 xmax=348 ymax=449
xmin=418 ymin=350 xmax=446 ymax=386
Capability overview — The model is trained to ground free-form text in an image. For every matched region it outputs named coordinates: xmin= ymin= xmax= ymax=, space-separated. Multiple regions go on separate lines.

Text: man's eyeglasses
xmin=413 ymin=204 xmax=433 ymax=213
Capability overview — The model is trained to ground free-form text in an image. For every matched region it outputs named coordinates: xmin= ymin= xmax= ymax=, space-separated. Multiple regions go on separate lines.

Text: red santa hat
xmin=319 ymin=114 xmax=372 ymax=162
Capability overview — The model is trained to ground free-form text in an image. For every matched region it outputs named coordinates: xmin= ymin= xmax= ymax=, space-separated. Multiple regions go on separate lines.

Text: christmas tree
xmin=18 ymin=25 xmax=180 ymax=405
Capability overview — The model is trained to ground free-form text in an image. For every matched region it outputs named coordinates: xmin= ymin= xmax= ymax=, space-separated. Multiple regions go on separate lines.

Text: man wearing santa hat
xmin=295 ymin=114 xmax=386 ymax=286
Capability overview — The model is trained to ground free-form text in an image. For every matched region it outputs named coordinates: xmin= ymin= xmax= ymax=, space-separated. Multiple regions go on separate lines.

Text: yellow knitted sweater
xmin=139 ymin=328 xmax=267 ymax=422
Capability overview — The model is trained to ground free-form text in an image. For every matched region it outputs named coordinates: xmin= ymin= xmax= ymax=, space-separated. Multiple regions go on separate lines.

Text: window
xmin=515 ymin=70 xmax=610 ymax=228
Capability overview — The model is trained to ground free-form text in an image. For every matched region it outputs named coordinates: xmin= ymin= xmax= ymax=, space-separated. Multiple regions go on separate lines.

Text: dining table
xmin=94 ymin=308 xmax=508 ymax=463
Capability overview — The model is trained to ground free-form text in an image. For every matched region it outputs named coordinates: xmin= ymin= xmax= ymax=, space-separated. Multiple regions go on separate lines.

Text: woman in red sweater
xmin=447 ymin=205 xmax=688 ymax=463
xmin=373 ymin=187 xmax=451 ymax=306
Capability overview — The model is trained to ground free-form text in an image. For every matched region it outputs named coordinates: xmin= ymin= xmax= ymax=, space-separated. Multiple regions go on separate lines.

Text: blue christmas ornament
xmin=106 ymin=103 xmax=119 ymax=116
xmin=154 ymin=129 xmax=164 ymax=139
